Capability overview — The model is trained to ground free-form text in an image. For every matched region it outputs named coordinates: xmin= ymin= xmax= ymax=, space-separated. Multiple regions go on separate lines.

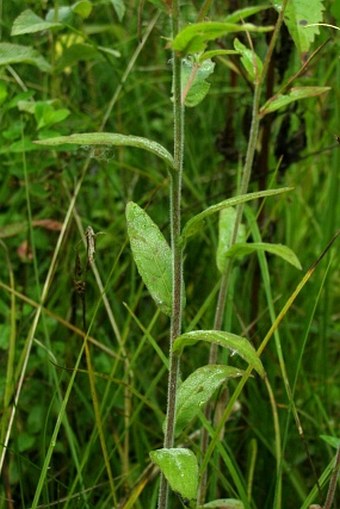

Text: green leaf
xmin=172 ymin=22 xmax=273 ymax=55
xmin=11 ymin=9 xmax=61 ymax=35
xmin=34 ymin=132 xmax=174 ymax=168
xmin=173 ymin=330 xmax=264 ymax=377
xmin=216 ymin=207 xmax=246 ymax=273
xmin=181 ymin=187 xmax=293 ymax=241
xmin=200 ymin=499 xmax=244 ymax=509
xmin=110 ymin=0 xmax=126 ymax=21
xmin=46 ymin=0 xmax=93 ymax=23
xmin=34 ymin=103 xmax=70 ymax=130
xmin=320 ymin=435 xmax=340 ymax=448
xmin=225 ymin=5 xmax=271 ymax=23
xmin=175 ymin=365 xmax=243 ymax=436
xmin=260 ymin=86 xmax=330 ymax=116
xmin=234 ymin=38 xmax=263 ymax=82
xmin=72 ymin=0 xmax=93 ymax=18
xmin=126 ymin=202 xmax=172 ymax=316
xmin=150 ymin=448 xmax=198 ymax=501
xmin=225 ymin=242 xmax=302 ymax=270
xmin=181 ymin=58 xmax=215 ymax=108
xmin=198 ymin=49 xmax=240 ymax=62
xmin=0 ymin=43 xmax=51 ymax=72
xmin=274 ymin=0 xmax=326 ymax=53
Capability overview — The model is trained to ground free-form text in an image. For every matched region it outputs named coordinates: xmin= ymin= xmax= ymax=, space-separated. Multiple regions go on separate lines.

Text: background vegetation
xmin=0 ymin=1 xmax=339 ymax=508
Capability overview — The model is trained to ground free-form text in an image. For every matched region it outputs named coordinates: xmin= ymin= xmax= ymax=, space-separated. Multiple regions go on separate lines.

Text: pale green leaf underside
xmin=200 ymin=499 xmax=244 ymax=509
xmin=34 ymin=133 xmax=175 ymax=169
xmin=172 ymin=22 xmax=273 ymax=55
xmin=150 ymin=448 xmax=198 ymax=501
xmin=173 ymin=330 xmax=264 ymax=377
xmin=11 ymin=9 xmax=61 ymax=35
xmin=126 ymin=202 xmax=172 ymax=316
xmin=182 ymin=58 xmax=215 ymax=107
xmin=182 ymin=187 xmax=293 ymax=241
xmin=0 ymin=43 xmax=51 ymax=72
xmin=216 ymin=207 xmax=246 ymax=273
xmin=234 ymin=38 xmax=263 ymax=82
xmin=175 ymin=364 xmax=243 ymax=436
xmin=225 ymin=242 xmax=302 ymax=269
xmin=260 ymin=86 xmax=330 ymax=116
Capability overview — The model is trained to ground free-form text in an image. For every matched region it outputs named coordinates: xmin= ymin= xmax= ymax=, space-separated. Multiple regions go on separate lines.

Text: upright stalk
xmin=198 ymin=3 xmax=288 ymax=503
xmin=157 ymin=1 xmax=184 ymax=508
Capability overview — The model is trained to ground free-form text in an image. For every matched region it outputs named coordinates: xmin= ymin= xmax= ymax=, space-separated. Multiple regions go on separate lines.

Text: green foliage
xmin=126 ymin=201 xmax=173 ymax=316
xmin=0 ymin=0 xmax=338 ymax=508
xmin=173 ymin=330 xmax=264 ymax=377
xmin=274 ymin=0 xmax=326 ymax=52
xmin=150 ymin=448 xmax=199 ymax=502
xmin=174 ymin=365 xmax=243 ymax=436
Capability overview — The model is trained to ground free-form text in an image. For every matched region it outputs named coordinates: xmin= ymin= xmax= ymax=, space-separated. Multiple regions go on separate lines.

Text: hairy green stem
xmin=157 ymin=1 xmax=184 ymax=508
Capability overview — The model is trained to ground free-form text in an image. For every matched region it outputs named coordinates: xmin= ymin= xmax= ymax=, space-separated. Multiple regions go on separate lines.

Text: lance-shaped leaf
xmin=198 ymin=49 xmax=240 ymax=62
xmin=199 ymin=499 xmax=244 ymax=509
xmin=173 ymin=330 xmax=264 ymax=377
xmin=172 ymin=22 xmax=273 ymax=55
xmin=0 ymin=43 xmax=51 ymax=72
xmin=150 ymin=448 xmax=198 ymax=502
xmin=217 ymin=207 xmax=246 ymax=273
xmin=181 ymin=187 xmax=293 ymax=241
xmin=320 ymin=435 xmax=340 ymax=449
xmin=34 ymin=133 xmax=175 ymax=169
xmin=225 ymin=5 xmax=271 ymax=23
xmin=274 ymin=0 xmax=325 ymax=53
xmin=260 ymin=86 xmax=330 ymax=116
xmin=11 ymin=9 xmax=61 ymax=35
xmin=175 ymin=365 xmax=243 ymax=436
xmin=126 ymin=202 xmax=173 ymax=316
xmin=225 ymin=242 xmax=302 ymax=270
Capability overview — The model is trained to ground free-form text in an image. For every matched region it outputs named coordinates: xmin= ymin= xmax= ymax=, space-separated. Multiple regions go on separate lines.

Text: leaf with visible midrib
xmin=225 ymin=242 xmax=302 ymax=269
xmin=150 ymin=448 xmax=198 ymax=502
xmin=11 ymin=9 xmax=61 ymax=35
xmin=175 ymin=364 xmax=244 ymax=436
xmin=126 ymin=202 xmax=173 ymax=316
xmin=173 ymin=330 xmax=264 ymax=377
xmin=34 ymin=132 xmax=175 ymax=169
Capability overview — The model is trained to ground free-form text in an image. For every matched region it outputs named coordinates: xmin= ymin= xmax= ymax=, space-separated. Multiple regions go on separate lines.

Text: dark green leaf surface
xmin=126 ymin=202 xmax=173 ymax=316
xmin=175 ymin=365 xmax=243 ymax=436
xmin=172 ymin=22 xmax=273 ymax=55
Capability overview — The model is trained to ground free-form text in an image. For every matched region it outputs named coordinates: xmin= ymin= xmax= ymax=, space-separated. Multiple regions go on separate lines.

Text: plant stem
xmin=323 ymin=445 xmax=340 ymax=509
xmin=198 ymin=3 xmax=289 ymax=503
xmin=157 ymin=1 xmax=184 ymax=508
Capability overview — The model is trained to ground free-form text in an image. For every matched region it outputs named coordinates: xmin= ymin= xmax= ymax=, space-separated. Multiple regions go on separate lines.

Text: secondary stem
xmin=157 ymin=1 xmax=184 ymax=508
xmin=198 ymin=3 xmax=288 ymax=502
